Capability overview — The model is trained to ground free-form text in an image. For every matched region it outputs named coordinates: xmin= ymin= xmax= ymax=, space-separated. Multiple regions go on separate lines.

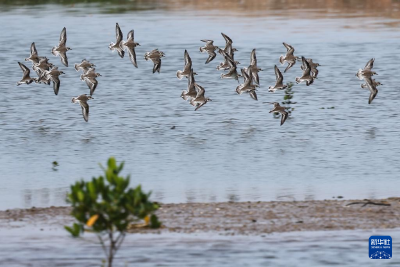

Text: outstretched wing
xmin=153 ymin=58 xmax=162 ymax=73
xmin=84 ymin=78 xmax=98 ymax=96
xmin=60 ymin=52 xmax=68 ymax=67
xmin=205 ymin=51 xmax=216 ymax=64
xmin=18 ymin=62 xmax=30 ymax=74
xmin=283 ymin=42 xmax=294 ymax=52
xmin=284 ymin=61 xmax=295 ymax=73
xmin=280 ymin=111 xmax=288 ymax=126
xmin=52 ymin=76 xmax=60 ymax=95
xmin=249 ymin=90 xmax=258 ymax=101
xmin=301 ymin=56 xmax=312 ymax=76
xmin=116 ymin=23 xmax=123 ymax=44
xmin=250 ymin=49 xmax=257 ymax=66
xmin=184 ymin=50 xmax=192 ymax=66
xmin=79 ymin=101 xmax=89 ymax=122
xmin=274 ymin=65 xmax=283 ymax=83
xmin=201 ymin=39 xmax=214 ymax=45
xmin=364 ymin=58 xmax=374 ymax=71
xmin=59 ymin=27 xmax=67 ymax=46
xmin=221 ymin=32 xmax=233 ymax=44
xmin=127 ymin=47 xmax=138 ymax=68
xmin=117 ymin=47 xmax=125 ymax=58
xmin=368 ymin=89 xmax=378 ymax=104
xmin=30 ymin=42 xmax=38 ymax=57
xmin=194 ymin=83 xmax=205 ymax=98
xmin=127 ymin=30 xmax=134 ymax=41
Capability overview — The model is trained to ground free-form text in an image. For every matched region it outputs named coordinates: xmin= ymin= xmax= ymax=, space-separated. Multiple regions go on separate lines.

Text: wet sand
xmin=1 ymin=198 xmax=399 ymax=235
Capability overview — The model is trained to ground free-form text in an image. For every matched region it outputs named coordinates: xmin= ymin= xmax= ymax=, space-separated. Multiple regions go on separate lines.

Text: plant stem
xmin=115 ymin=233 xmax=126 ymax=252
xmin=108 ymin=231 xmax=114 ymax=267
xmin=97 ymin=235 xmax=109 ymax=259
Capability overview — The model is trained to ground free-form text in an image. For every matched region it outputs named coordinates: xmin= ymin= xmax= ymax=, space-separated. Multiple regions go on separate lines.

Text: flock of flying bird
xmin=16 ymin=23 xmax=380 ymax=126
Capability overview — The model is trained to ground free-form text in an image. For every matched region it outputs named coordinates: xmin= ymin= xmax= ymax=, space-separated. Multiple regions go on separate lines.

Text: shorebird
xmin=268 ymin=65 xmax=287 ymax=92
xmin=36 ymin=73 xmax=51 ymax=85
xmin=51 ymin=27 xmax=71 ymax=67
xmin=363 ymin=76 xmax=379 ymax=104
xmin=109 ymin=23 xmax=124 ymax=58
xmin=80 ymin=68 xmax=101 ymax=96
xmin=236 ymin=68 xmax=258 ymax=101
xmin=219 ymin=33 xmax=237 ymax=55
xmin=247 ymin=49 xmax=262 ymax=85
xmin=200 ymin=40 xmax=218 ymax=64
xmin=299 ymin=58 xmax=320 ymax=78
xmin=190 ymin=83 xmax=211 ymax=111
xmin=361 ymin=79 xmax=382 ymax=89
xmin=220 ymin=51 xmax=241 ymax=82
xmin=33 ymin=57 xmax=54 ymax=77
xmin=356 ymin=58 xmax=376 ymax=79
xmin=295 ymin=56 xmax=314 ymax=86
xmin=144 ymin=49 xmax=164 ymax=73
xmin=74 ymin=59 xmax=95 ymax=73
xmin=44 ymin=67 xmax=65 ymax=95
xmin=122 ymin=30 xmax=140 ymax=67
xmin=177 ymin=50 xmax=196 ymax=79
xmin=279 ymin=42 xmax=297 ymax=73
xmin=217 ymin=53 xmax=240 ymax=70
xmin=24 ymin=42 xmax=41 ymax=64
xmin=181 ymin=68 xmax=198 ymax=101
xmin=72 ymin=94 xmax=93 ymax=122
xmin=268 ymin=102 xmax=288 ymax=126
xmin=17 ymin=62 xmax=36 ymax=86
xmin=80 ymin=67 xmax=101 ymax=80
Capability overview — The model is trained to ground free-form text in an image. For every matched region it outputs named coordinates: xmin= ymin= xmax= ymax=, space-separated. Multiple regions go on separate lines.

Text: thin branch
xmin=108 ymin=231 xmax=114 ymax=267
xmin=97 ymin=235 xmax=109 ymax=259
xmin=346 ymin=200 xmax=391 ymax=207
xmin=115 ymin=233 xmax=126 ymax=253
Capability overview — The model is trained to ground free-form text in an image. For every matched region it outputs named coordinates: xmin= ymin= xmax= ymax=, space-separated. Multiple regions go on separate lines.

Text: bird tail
xmin=279 ymin=55 xmax=284 ymax=65
xmin=181 ymin=91 xmax=188 ymax=100
xmin=74 ymin=63 xmax=79 ymax=72
xmin=177 ymin=70 xmax=184 ymax=80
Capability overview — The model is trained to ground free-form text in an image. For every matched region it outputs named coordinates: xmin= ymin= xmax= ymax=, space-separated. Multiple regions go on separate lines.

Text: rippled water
xmin=1 ymin=228 xmax=399 ymax=266
xmin=1 ymin=3 xmax=400 ymax=209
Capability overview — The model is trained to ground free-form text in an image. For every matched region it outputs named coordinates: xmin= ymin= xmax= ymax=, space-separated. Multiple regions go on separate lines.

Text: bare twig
xmin=346 ymin=200 xmax=391 ymax=207
xmin=97 ymin=235 xmax=109 ymax=259
xmin=115 ymin=233 xmax=126 ymax=252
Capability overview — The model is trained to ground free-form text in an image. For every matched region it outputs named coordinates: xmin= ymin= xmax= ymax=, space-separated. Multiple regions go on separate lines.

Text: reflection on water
xmin=22 ymin=188 xmax=68 ymax=208
xmin=1 ymin=2 xmax=400 ymax=210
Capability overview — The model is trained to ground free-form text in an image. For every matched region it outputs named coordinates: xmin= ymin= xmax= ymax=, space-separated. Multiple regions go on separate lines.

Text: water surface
xmin=1 ymin=2 xmax=400 ymax=209
xmin=1 ymin=228 xmax=399 ymax=266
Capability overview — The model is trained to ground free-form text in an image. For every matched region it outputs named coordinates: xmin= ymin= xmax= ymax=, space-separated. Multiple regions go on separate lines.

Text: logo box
xmin=369 ymin=236 xmax=392 ymax=259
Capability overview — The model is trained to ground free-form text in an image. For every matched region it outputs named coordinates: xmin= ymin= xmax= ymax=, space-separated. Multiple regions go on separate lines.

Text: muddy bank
xmin=1 ymin=198 xmax=399 ymax=235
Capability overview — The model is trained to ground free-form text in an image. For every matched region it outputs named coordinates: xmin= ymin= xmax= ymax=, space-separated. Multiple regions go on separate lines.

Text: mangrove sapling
xmin=65 ymin=157 xmax=161 ymax=267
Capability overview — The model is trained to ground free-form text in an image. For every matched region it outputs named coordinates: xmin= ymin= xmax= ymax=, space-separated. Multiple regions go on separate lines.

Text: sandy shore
xmin=1 ymin=198 xmax=399 ymax=235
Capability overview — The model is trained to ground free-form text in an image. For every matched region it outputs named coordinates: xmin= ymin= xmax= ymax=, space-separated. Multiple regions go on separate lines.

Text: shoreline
xmin=1 ymin=198 xmax=399 ymax=235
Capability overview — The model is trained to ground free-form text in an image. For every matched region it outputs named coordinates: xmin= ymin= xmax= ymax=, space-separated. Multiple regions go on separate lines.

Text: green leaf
xmin=65 ymin=223 xmax=82 ymax=237
xmin=77 ymin=190 xmax=84 ymax=202
xmin=88 ymin=182 xmax=97 ymax=200
xmin=108 ymin=157 xmax=117 ymax=171
xmin=150 ymin=214 xmax=161 ymax=229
